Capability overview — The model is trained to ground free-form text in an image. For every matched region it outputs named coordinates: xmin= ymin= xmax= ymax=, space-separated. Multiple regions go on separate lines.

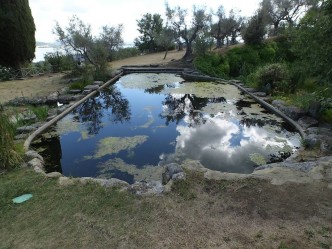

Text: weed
xmin=278 ymin=242 xmax=296 ymax=249
xmin=28 ymin=105 xmax=49 ymax=121
xmin=0 ymin=107 xmax=22 ymax=170
xmin=171 ymin=179 xmax=197 ymax=200
xmin=319 ymin=242 xmax=330 ymax=249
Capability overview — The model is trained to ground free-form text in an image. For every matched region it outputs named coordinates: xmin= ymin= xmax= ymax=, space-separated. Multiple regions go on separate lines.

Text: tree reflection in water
xmin=160 ymin=94 xmax=226 ymax=126
xmin=74 ymin=86 xmax=131 ymax=135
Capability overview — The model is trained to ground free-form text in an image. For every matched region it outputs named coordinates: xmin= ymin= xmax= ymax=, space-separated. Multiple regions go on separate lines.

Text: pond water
xmin=32 ymin=73 xmax=301 ymax=184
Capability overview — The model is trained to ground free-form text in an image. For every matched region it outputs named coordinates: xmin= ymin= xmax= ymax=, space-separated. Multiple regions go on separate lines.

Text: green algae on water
xmin=98 ymin=157 xmax=163 ymax=182
xmin=85 ymin=135 xmax=149 ymax=159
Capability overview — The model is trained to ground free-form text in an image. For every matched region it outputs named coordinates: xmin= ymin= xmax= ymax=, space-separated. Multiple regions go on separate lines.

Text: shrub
xmin=226 ymin=46 xmax=260 ymax=77
xmin=112 ymin=47 xmax=141 ymax=61
xmin=0 ymin=106 xmax=22 ymax=170
xmin=255 ymin=63 xmax=291 ymax=94
xmin=259 ymin=45 xmax=276 ymax=63
xmin=44 ymin=52 xmax=74 ymax=73
xmin=0 ymin=65 xmax=13 ymax=81
xmin=194 ymin=54 xmax=230 ymax=78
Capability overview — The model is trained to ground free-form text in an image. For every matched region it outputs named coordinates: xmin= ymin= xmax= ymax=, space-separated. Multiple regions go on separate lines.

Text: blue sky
xmin=30 ymin=0 xmax=260 ymax=44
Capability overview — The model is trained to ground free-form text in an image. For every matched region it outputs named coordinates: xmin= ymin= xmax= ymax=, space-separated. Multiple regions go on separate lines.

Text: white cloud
xmin=29 ymin=0 xmax=260 ymax=43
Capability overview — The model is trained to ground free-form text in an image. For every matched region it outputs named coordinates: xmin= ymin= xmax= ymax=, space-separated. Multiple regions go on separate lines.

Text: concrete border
xmin=227 ymin=80 xmax=305 ymax=138
xmin=23 ymin=72 xmax=123 ymax=151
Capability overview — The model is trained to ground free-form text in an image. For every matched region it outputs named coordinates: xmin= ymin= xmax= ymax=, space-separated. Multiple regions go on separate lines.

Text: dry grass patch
xmin=1 ymin=168 xmax=332 ymax=248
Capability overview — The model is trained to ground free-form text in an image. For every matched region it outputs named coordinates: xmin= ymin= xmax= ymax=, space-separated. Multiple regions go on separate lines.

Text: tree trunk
xmin=216 ymin=38 xmax=223 ymax=49
xmin=163 ymin=49 xmax=168 ymax=60
xmin=183 ymin=41 xmax=193 ymax=59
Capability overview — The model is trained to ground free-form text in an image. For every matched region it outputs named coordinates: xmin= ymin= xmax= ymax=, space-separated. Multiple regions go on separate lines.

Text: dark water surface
xmin=32 ymin=74 xmax=301 ymax=183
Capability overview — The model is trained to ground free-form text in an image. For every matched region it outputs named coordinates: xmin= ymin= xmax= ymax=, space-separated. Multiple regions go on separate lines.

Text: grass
xmin=0 ymin=108 xmax=22 ymax=170
xmin=1 ymin=166 xmax=332 ymax=248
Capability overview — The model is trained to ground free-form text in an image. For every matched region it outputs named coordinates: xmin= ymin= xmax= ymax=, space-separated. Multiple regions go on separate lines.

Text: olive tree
xmin=166 ymin=3 xmax=211 ymax=59
xmin=134 ymin=13 xmax=163 ymax=52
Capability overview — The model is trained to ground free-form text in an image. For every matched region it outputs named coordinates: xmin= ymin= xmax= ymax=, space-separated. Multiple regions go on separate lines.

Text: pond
xmin=32 ymin=73 xmax=301 ymax=184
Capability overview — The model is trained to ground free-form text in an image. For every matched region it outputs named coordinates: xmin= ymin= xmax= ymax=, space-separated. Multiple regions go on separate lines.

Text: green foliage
xmin=254 ymin=63 xmax=291 ymax=94
xmin=44 ymin=52 xmax=74 ymax=72
xmin=258 ymin=43 xmax=276 ymax=63
xmin=135 ymin=13 xmax=164 ymax=53
xmin=28 ymin=106 xmax=49 ymax=121
xmin=226 ymin=46 xmax=261 ymax=77
xmin=193 ymin=35 xmax=214 ymax=57
xmin=292 ymin=1 xmax=332 ymax=82
xmin=0 ymin=107 xmax=22 ymax=170
xmin=0 ymin=65 xmax=14 ymax=81
xmin=242 ymin=11 xmax=266 ymax=45
xmin=0 ymin=0 xmax=36 ymax=68
xmin=112 ymin=47 xmax=140 ymax=61
xmin=194 ymin=54 xmax=230 ymax=78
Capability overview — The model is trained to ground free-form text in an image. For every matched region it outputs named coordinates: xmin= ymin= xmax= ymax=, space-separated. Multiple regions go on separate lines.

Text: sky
xmin=29 ymin=0 xmax=261 ymax=45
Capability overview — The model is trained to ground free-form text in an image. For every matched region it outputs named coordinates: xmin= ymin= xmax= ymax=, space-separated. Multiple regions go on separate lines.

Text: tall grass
xmin=0 ymin=106 xmax=22 ymax=170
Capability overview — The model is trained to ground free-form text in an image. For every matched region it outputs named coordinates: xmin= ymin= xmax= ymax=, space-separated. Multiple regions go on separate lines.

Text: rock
xmin=47 ymin=91 xmax=59 ymax=102
xmin=16 ymin=125 xmax=36 ymax=133
xmin=254 ymin=92 xmax=267 ymax=97
xmin=58 ymin=176 xmax=76 ymax=186
xmin=82 ymin=89 xmax=92 ymax=95
xmin=244 ymin=87 xmax=258 ymax=93
xmin=84 ymin=85 xmax=99 ymax=91
xmin=297 ymin=116 xmax=319 ymax=129
xmin=172 ymin=172 xmax=186 ymax=181
xmin=47 ymin=115 xmax=57 ymax=121
xmin=308 ymin=101 xmax=321 ymax=119
xmin=272 ymin=100 xmax=307 ymax=120
xmin=46 ymin=172 xmax=63 ymax=178
xmin=93 ymin=81 xmax=104 ymax=86
xmin=69 ymin=89 xmax=82 ymax=94
xmin=14 ymin=134 xmax=29 ymax=140
xmin=78 ymin=177 xmax=130 ymax=188
xmin=162 ymin=163 xmax=183 ymax=184
xmin=27 ymin=158 xmax=44 ymax=174
xmin=129 ymin=181 xmax=164 ymax=195
xmin=25 ymin=150 xmax=44 ymax=162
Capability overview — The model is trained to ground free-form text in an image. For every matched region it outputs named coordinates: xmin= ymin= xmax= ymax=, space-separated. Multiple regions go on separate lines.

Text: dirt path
xmin=0 ymin=50 xmax=185 ymax=105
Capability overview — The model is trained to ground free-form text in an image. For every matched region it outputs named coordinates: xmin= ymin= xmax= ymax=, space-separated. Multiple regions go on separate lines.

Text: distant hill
xmin=36 ymin=41 xmax=60 ymax=47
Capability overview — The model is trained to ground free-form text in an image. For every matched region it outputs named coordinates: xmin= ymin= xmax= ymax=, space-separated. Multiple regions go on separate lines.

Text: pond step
xmin=122 ymin=67 xmax=183 ymax=74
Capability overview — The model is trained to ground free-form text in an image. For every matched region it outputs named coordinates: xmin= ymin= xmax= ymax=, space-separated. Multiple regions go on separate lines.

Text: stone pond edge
xmin=22 ymin=69 xmax=332 ymax=194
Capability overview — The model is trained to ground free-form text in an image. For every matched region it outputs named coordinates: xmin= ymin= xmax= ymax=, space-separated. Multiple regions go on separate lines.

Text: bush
xmin=255 ymin=63 xmax=291 ymax=94
xmin=0 ymin=106 xmax=22 ymax=170
xmin=194 ymin=54 xmax=230 ymax=78
xmin=112 ymin=47 xmax=140 ymax=61
xmin=44 ymin=52 xmax=74 ymax=73
xmin=0 ymin=65 xmax=13 ymax=81
xmin=226 ymin=46 xmax=260 ymax=77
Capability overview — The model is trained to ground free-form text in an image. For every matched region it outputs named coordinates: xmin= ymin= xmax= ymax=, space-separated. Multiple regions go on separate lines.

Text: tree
xmin=211 ymin=6 xmax=227 ymax=48
xmin=100 ymin=24 xmax=124 ymax=61
xmin=261 ymin=0 xmax=315 ymax=35
xmin=227 ymin=10 xmax=244 ymax=45
xmin=54 ymin=16 xmax=95 ymax=65
xmin=242 ymin=10 xmax=267 ymax=45
xmin=155 ymin=27 xmax=176 ymax=59
xmin=134 ymin=13 xmax=163 ymax=52
xmin=54 ymin=16 xmax=124 ymax=72
xmin=292 ymin=0 xmax=332 ymax=82
xmin=0 ymin=0 xmax=36 ymax=69
xmin=166 ymin=3 xmax=211 ymax=59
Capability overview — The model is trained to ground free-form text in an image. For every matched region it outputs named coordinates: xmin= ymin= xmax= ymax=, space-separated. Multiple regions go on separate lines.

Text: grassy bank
xmin=1 ymin=168 xmax=331 ymax=249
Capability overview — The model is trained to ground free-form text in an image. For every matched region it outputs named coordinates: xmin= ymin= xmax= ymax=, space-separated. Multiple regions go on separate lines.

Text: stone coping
xmin=21 ymin=70 xmax=332 ymax=195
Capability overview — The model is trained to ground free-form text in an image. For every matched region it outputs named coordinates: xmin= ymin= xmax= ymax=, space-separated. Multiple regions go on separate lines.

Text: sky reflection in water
xmin=36 ymin=73 xmax=301 ymax=183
